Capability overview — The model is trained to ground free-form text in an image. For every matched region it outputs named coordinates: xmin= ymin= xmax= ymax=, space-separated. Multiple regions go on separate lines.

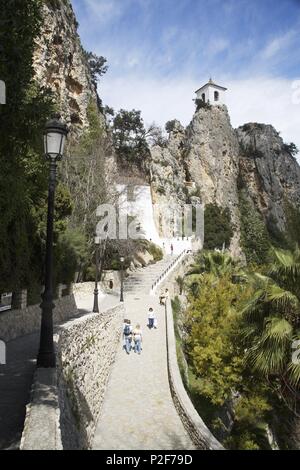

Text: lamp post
xmin=120 ymin=256 xmax=125 ymax=302
xmin=93 ymin=236 xmax=100 ymax=313
xmin=37 ymin=117 xmax=68 ymax=368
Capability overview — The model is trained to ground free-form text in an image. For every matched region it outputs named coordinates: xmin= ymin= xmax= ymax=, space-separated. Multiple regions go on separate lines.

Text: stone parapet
xmin=165 ymin=298 xmax=224 ymax=450
xmin=20 ymin=304 xmax=124 ymax=450
xmin=20 ymin=369 xmax=62 ymax=450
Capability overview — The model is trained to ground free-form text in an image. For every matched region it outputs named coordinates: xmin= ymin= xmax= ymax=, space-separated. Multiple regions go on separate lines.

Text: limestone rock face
xmin=150 ymin=107 xmax=242 ymax=255
xmin=237 ymin=123 xmax=300 ymax=231
xmin=185 ymin=106 xmax=241 ymax=255
xmin=33 ymin=0 xmax=102 ymax=133
xmin=33 ymin=0 xmax=300 ymax=255
xmin=150 ymin=122 xmax=187 ymax=238
xmin=149 ymin=105 xmax=300 ymax=256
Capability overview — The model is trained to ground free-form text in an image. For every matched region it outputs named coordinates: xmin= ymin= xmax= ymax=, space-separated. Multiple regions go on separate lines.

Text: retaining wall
xmin=0 ymin=294 xmax=78 ymax=342
xmin=165 ymin=298 xmax=224 ymax=450
xmin=20 ymin=304 xmax=124 ymax=450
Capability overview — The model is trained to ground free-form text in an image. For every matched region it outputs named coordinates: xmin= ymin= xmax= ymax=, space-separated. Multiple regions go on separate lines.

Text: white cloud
xmin=227 ymin=77 xmax=300 ymax=151
xmin=261 ymin=30 xmax=297 ymax=60
xmin=206 ymin=38 xmax=230 ymax=56
xmin=99 ymin=75 xmax=300 ymax=152
xmin=84 ymin=0 xmax=127 ymax=24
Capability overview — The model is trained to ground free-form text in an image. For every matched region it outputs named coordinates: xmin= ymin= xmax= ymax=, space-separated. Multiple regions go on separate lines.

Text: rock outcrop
xmin=150 ymin=107 xmax=242 ymax=255
xmin=150 ymin=121 xmax=187 ymax=237
xmin=184 ymin=106 xmax=241 ymax=255
xmin=33 ymin=1 xmax=300 ymax=256
xmin=33 ymin=0 xmax=103 ymax=133
xmin=237 ymin=123 xmax=300 ymax=231
xmin=150 ymin=105 xmax=300 ymax=256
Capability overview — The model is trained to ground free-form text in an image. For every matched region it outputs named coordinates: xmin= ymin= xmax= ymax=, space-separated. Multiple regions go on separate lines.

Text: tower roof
xmin=195 ymin=79 xmax=227 ymax=94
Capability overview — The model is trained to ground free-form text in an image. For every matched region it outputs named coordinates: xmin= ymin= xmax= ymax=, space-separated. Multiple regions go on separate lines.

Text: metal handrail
xmin=151 ymin=249 xmax=187 ymax=291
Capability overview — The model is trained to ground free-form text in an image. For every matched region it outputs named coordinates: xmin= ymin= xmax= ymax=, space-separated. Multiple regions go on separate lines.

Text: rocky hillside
xmin=237 ymin=123 xmax=300 ymax=231
xmin=150 ymin=105 xmax=300 ymax=256
xmin=33 ymin=1 xmax=300 ymax=257
xmin=150 ymin=120 xmax=188 ymax=238
xmin=33 ymin=0 xmax=103 ymax=133
xmin=184 ymin=106 xmax=241 ymax=255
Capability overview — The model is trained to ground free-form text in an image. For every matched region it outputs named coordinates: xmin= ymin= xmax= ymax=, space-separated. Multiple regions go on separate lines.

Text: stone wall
xmin=20 ymin=369 xmax=62 ymax=450
xmin=165 ymin=298 xmax=224 ymax=450
xmin=56 ymin=304 xmax=124 ymax=449
xmin=0 ymin=294 xmax=78 ymax=342
xmin=20 ymin=304 xmax=124 ymax=450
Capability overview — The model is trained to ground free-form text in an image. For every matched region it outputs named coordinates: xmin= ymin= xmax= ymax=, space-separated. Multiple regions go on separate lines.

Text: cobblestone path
xmin=93 ymin=258 xmax=195 ymax=450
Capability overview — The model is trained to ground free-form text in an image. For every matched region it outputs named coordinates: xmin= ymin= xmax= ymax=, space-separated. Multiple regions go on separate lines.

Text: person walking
xmin=133 ymin=324 xmax=143 ymax=354
xmin=148 ymin=307 xmax=155 ymax=329
xmin=159 ymin=289 xmax=165 ymax=305
xmin=123 ymin=319 xmax=132 ymax=355
xmin=170 ymin=243 xmax=174 ymax=255
xmin=164 ymin=288 xmax=169 ymax=305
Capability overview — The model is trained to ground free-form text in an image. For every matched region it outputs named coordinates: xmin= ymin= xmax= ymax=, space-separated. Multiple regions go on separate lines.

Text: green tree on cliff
xmin=0 ymin=0 xmax=73 ymax=293
xmin=112 ymin=109 xmax=150 ymax=166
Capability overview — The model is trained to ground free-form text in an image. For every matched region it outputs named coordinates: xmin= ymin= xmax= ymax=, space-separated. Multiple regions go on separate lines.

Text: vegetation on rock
xmin=203 ymin=204 xmax=233 ymax=250
xmin=0 ymin=0 xmax=73 ymax=292
xmin=176 ymin=249 xmax=300 ymax=449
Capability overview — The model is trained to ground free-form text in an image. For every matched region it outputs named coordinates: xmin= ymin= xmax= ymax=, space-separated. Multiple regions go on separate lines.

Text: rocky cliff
xmin=33 ymin=1 xmax=300 ymax=257
xmin=185 ymin=106 xmax=241 ymax=255
xmin=150 ymin=105 xmax=300 ymax=256
xmin=33 ymin=0 xmax=103 ymax=133
xmin=150 ymin=120 xmax=188 ymax=237
xmin=237 ymin=123 xmax=300 ymax=231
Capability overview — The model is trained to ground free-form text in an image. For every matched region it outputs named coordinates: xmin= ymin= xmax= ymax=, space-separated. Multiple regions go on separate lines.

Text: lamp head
xmin=44 ymin=116 xmax=68 ymax=161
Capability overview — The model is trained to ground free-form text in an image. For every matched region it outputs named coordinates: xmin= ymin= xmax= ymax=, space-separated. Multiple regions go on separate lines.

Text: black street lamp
xmin=93 ymin=236 xmax=100 ymax=313
xmin=120 ymin=256 xmax=125 ymax=302
xmin=37 ymin=117 xmax=68 ymax=368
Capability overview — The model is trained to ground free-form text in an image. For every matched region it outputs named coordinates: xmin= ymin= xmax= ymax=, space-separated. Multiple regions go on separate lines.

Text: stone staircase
xmin=123 ymin=256 xmax=174 ymax=294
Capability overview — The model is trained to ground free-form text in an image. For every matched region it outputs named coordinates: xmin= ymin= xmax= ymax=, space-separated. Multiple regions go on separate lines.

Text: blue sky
xmin=72 ymin=0 xmax=300 ymax=149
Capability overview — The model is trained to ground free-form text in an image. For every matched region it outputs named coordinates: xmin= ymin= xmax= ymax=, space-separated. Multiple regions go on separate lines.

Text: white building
xmin=195 ymin=78 xmax=227 ymax=106
xmin=115 ymin=184 xmax=202 ymax=255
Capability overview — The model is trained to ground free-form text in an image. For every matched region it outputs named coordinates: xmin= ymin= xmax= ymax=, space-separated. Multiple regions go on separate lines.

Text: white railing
xmin=150 ymin=250 xmax=188 ymax=294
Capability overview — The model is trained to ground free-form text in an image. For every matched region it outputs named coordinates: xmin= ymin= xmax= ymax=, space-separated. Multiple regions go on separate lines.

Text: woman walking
xmin=133 ymin=324 xmax=143 ymax=354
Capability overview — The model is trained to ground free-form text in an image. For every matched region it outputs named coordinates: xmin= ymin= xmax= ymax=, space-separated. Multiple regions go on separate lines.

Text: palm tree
xmin=241 ymin=247 xmax=300 ymax=446
xmin=187 ymin=250 xmax=243 ymax=278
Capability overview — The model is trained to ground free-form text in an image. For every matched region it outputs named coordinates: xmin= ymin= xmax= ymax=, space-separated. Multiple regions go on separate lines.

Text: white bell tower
xmin=195 ymin=78 xmax=227 ymax=106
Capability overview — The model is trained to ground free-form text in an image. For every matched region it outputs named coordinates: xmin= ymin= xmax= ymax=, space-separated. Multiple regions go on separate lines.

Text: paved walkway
xmin=0 ymin=289 xmax=118 ymax=450
xmin=93 ymin=259 xmax=195 ymax=450
xmin=0 ymin=332 xmax=39 ymax=450
xmin=0 ymin=255 xmax=193 ymax=450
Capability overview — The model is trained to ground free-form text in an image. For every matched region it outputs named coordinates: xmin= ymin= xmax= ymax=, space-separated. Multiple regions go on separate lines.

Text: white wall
xmin=196 ymin=84 xmax=226 ymax=106
xmin=116 ymin=184 xmax=200 ymax=254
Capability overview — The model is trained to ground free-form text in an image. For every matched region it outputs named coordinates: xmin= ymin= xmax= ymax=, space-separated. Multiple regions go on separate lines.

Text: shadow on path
xmin=0 ymin=332 xmax=39 ymax=450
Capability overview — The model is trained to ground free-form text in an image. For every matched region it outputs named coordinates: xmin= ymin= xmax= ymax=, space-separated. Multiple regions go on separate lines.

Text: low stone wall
xmin=20 ymin=369 xmax=62 ymax=450
xmin=20 ymin=303 xmax=124 ymax=450
xmin=0 ymin=294 xmax=78 ymax=342
xmin=165 ymin=298 xmax=224 ymax=450
xmin=56 ymin=304 xmax=124 ymax=449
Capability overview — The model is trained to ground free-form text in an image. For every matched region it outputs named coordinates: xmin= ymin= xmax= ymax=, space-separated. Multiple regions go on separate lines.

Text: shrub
xmin=238 ymin=190 xmax=271 ymax=264
xmin=203 ymin=204 xmax=233 ymax=250
xmin=165 ymin=120 xmax=177 ymax=134
xmin=283 ymin=142 xmax=299 ymax=157
xmin=146 ymin=242 xmax=163 ymax=262
xmin=195 ymin=99 xmax=212 ymax=112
